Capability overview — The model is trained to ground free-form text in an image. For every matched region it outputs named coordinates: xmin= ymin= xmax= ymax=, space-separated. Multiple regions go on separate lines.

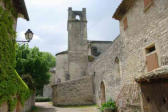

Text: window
xmin=144 ymin=0 xmax=153 ymax=10
xmin=145 ymin=44 xmax=159 ymax=72
xmin=65 ymin=73 xmax=70 ymax=81
xmin=145 ymin=44 xmax=156 ymax=54
xmin=114 ymin=57 xmax=120 ymax=77
xmin=91 ymin=46 xmax=100 ymax=56
xmin=123 ymin=17 xmax=128 ymax=30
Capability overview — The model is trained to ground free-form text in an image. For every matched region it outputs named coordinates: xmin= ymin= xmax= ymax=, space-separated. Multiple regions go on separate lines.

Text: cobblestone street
xmin=35 ymin=102 xmax=98 ymax=112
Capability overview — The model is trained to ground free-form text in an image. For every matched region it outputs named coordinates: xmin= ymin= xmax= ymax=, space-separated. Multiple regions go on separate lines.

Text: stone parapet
xmin=52 ymin=75 xmax=95 ymax=106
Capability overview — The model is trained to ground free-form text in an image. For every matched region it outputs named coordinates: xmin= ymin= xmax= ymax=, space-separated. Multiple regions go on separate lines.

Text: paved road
xmin=35 ymin=102 xmax=98 ymax=112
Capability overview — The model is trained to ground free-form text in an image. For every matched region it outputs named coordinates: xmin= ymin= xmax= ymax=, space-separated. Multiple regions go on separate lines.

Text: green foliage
xmin=1 ymin=0 xmax=18 ymax=18
xmin=16 ymin=44 xmax=56 ymax=95
xmin=0 ymin=2 xmax=30 ymax=111
xmin=29 ymin=106 xmax=39 ymax=112
xmin=88 ymin=55 xmax=95 ymax=62
xmin=99 ymin=99 xmax=117 ymax=112
xmin=35 ymin=97 xmax=51 ymax=102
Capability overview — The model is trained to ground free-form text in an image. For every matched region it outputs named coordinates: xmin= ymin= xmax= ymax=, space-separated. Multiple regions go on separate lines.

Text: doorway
xmin=141 ymin=79 xmax=168 ymax=112
xmin=100 ymin=81 xmax=106 ymax=104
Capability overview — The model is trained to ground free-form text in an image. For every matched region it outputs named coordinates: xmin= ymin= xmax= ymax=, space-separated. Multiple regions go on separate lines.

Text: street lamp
xmin=17 ymin=29 xmax=33 ymax=43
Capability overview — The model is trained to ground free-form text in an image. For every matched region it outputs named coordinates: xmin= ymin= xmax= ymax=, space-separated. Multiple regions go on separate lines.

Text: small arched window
xmin=75 ymin=15 xmax=80 ymax=20
xmin=114 ymin=57 xmax=120 ymax=77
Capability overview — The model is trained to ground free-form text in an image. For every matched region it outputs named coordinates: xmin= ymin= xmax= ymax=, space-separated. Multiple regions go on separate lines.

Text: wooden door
xmin=141 ymin=80 xmax=168 ymax=112
xmin=100 ymin=82 xmax=106 ymax=104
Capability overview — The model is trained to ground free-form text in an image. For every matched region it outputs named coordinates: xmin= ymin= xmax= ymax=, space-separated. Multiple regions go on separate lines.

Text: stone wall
xmin=88 ymin=41 xmax=112 ymax=57
xmin=88 ymin=0 xmax=168 ymax=111
xmin=52 ymin=75 xmax=95 ymax=106
xmin=87 ymin=36 xmax=124 ymax=105
xmin=21 ymin=93 xmax=35 ymax=112
xmin=55 ymin=53 xmax=68 ymax=83
xmin=43 ymin=85 xmax=52 ymax=98
xmin=43 ymin=67 xmax=56 ymax=98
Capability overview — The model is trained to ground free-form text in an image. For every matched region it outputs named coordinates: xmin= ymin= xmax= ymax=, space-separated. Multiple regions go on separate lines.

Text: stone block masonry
xmin=68 ymin=8 xmax=88 ymax=80
xmin=52 ymin=75 xmax=95 ymax=106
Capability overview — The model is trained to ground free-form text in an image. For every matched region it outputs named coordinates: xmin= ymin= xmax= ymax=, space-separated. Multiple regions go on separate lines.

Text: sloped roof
xmin=88 ymin=40 xmax=112 ymax=44
xmin=113 ymin=0 xmax=135 ymax=20
xmin=135 ymin=66 xmax=168 ymax=83
xmin=13 ymin=0 xmax=29 ymax=20
xmin=56 ymin=51 xmax=68 ymax=56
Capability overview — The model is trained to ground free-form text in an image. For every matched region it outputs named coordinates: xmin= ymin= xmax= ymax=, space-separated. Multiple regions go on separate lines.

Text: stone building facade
xmin=54 ymin=41 xmax=112 ymax=84
xmin=87 ymin=0 xmax=168 ymax=111
xmin=52 ymin=8 xmax=112 ymax=106
xmin=53 ymin=0 xmax=168 ymax=111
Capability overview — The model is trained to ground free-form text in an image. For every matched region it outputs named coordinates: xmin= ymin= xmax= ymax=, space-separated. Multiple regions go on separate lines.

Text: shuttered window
xmin=146 ymin=53 xmax=159 ymax=72
xmin=145 ymin=44 xmax=159 ymax=72
xmin=123 ymin=17 xmax=128 ymax=30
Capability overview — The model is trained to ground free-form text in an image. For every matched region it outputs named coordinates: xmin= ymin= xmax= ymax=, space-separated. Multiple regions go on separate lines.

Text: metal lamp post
xmin=16 ymin=29 xmax=33 ymax=43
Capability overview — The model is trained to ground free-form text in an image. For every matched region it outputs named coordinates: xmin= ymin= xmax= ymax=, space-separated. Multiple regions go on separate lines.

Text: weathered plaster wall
xmin=88 ymin=0 xmax=168 ymax=111
xmin=52 ymin=75 xmax=95 ymax=106
xmin=55 ymin=53 xmax=68 ymax=83
xmin=0 ymin=102 xmax=8 ymax=112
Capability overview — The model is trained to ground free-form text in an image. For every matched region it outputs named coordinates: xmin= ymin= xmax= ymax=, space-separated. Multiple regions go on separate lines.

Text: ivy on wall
xmin=0 ymin=0 xmax=31 ymax=111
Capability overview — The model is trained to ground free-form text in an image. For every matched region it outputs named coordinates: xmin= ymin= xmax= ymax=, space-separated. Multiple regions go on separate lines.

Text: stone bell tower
xmin=67 ymin=7 xmax=88 ymax=80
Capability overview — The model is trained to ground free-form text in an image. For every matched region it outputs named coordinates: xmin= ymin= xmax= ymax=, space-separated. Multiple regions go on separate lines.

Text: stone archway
xmin=100 ymin=81 xmax=106 ymax=104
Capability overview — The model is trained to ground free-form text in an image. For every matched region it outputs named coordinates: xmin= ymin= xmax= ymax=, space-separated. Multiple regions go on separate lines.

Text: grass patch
xmin=54 ymin=104 xmax=97 ymax=108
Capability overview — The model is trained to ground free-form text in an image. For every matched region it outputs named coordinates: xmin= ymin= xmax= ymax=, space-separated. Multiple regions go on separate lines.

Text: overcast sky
xmin=16 ymin=0 xmax=122 ymax=55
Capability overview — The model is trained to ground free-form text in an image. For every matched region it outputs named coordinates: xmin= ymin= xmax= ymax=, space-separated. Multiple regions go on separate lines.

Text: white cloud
xmin=26 ymin=0 xmax=88 ymax=9
xmin=17 ymin=0 xmax=122 ymax=55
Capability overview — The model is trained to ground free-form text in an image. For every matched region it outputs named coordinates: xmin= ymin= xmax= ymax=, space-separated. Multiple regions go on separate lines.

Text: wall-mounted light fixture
xmin=16 ymin=29 xmax=33 ymax=43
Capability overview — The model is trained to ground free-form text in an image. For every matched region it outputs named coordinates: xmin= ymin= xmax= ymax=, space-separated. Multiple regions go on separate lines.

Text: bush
xmin=99 ymin=99 xmax=117 ymax=112
xmin=88 ymin=55 xmax=95 ymax=62
xmin=35 ymin=97 xmax=51 ymax=102
xmin=27 ymin=106 xmax=38 ymax=112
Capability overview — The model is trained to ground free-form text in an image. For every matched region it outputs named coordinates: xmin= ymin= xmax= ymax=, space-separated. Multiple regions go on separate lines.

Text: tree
xmin=15 ymin=44 xmax=56 ymax=95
